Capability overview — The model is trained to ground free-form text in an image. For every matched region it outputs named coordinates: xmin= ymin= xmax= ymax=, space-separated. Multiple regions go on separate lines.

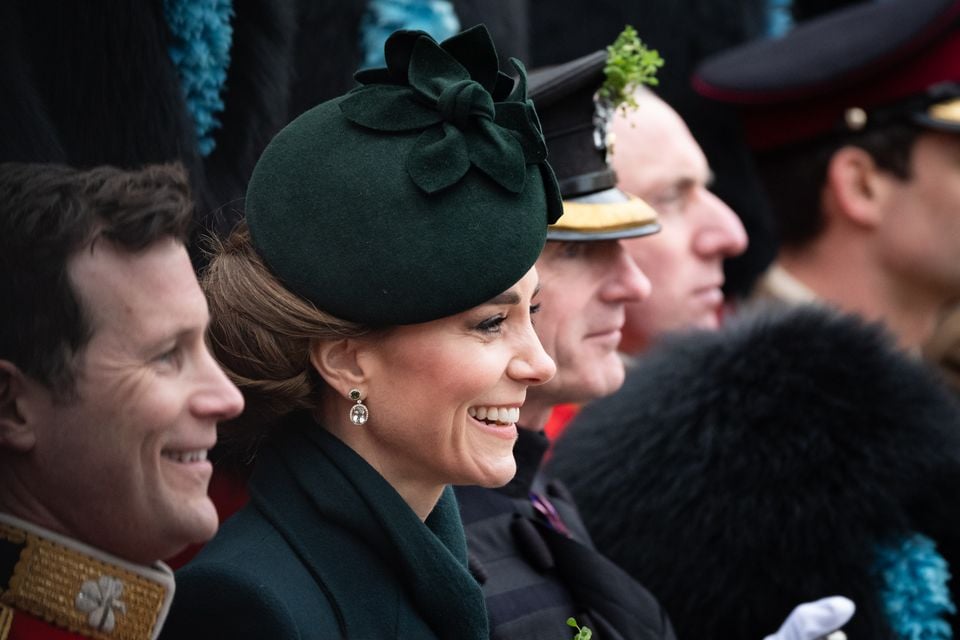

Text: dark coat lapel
xmin=249 ymin=420 xmax=488 ymax=639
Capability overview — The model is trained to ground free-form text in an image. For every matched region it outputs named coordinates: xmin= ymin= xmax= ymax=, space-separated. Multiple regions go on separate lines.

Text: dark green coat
xmin=161 ymin=413 xmax=489 ymax=639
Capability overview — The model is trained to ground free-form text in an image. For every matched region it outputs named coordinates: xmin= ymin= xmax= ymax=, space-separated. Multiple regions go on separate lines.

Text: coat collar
xmin=248 ymin=414 xmax=488 ymax=639
xmin=753 ymin=263 xmax=820 ymax=305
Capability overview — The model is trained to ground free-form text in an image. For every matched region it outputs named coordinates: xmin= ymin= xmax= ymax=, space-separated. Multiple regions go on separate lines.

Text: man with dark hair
xmin=0 ymin=163 xmax=243 ymax=639
xmin=755 ymin=123 xmax=920 ymax=252
xmin=694 ymin=0 xmax=960 ymax=353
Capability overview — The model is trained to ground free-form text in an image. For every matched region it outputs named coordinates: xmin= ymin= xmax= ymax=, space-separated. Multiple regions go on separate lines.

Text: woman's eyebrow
xmin=487 ymin=282 xmax=541 ymax=306
xmin=488 ymin=291 xmax=521 ymax=305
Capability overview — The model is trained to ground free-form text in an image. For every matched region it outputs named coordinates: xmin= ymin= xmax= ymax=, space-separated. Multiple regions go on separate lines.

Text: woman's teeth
xmin=161 ymin=449 xmax=208 ymax=463
xmin=468 ymin=406 xmax=520 ymax=424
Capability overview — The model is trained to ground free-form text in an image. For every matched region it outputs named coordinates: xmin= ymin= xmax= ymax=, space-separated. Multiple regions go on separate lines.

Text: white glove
xmin=763 ymin=596 xmax=856 ymax=640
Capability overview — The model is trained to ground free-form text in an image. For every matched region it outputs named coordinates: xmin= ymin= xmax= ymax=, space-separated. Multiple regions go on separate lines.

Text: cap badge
xmin=593 ymin=100 xmax=616 ymax=161
xmin=844 ymin=107 xmax=868 ymax=131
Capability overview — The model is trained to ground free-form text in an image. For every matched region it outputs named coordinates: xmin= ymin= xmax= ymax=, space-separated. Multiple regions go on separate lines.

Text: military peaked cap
xmin=528 ymin=50 xmax=660 ymax=241
xmin=694 ymin=0 xmax=960 ymax=150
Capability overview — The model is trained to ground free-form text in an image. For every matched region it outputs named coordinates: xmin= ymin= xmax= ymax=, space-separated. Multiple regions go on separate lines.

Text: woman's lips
xmin=469 ymin=415 xmax=518 ymax=440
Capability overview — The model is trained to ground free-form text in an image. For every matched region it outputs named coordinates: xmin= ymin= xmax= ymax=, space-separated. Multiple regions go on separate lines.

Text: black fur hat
xmin=549 ymin=305 xmax=960 ymax=639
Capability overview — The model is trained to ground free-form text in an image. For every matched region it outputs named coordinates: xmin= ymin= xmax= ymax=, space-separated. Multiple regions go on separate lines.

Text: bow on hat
xmin=340 ymin=26 xmax=558 ymax=217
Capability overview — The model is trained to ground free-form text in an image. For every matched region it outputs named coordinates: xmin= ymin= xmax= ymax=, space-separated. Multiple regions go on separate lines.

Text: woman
xmin=161 ymin=25 xmax=561 ymax=639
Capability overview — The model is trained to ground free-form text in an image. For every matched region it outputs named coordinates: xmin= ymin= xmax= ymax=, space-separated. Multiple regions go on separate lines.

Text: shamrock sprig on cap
xmin=599 ymin=25 xmax=664 ymax=115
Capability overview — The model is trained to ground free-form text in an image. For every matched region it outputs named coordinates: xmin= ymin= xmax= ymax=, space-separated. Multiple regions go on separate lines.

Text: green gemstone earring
xmin=348 ymin=388 xmax=369 ymax=425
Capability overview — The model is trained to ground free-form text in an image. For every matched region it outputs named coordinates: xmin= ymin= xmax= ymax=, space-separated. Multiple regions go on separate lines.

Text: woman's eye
xmin=475 ymin=314 xmax=506 ymax=334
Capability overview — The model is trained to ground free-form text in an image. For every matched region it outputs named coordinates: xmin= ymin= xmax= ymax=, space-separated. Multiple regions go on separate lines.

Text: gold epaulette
xmin=0 ymin=515 xmax=174 ymax=640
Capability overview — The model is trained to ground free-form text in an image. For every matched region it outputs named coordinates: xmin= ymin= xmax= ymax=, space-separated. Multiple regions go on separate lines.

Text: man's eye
xmin=653 ymin=190 xmax=683 ymax=210
xmin=560 ymin=243 xmax=585 ymax=259
xmin=529 ymin=303 xmax=541 ymax=326
xmin=155 ymin=346 xmax=182 ymax=368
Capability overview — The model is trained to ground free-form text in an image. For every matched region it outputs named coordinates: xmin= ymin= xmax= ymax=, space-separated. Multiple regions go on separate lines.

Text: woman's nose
xmin=510 ymin=329 xmax=557 ymax=386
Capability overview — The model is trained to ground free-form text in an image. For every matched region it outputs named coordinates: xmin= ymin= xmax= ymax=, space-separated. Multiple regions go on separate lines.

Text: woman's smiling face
xmin=353 ymin=267 xmax=555 ymax=493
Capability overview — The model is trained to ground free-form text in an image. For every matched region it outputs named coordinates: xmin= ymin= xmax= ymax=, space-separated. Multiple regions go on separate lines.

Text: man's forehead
xmin=71 ymin=236 xmax=174 ymax=287
xmin=540 ymin=238 xmax=620 ymax=259
xmin=68 ymin=238 xmax=206 ymax=332
xmin=613 ymin=115 xmax=709 ymax=191
xmin=931 ymin=128 xmax=960 ymax=151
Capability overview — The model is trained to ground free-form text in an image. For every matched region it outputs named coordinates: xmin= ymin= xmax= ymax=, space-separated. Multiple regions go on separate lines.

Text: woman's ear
xmin=308 ymin=338 xmax=367 ymax=398
xmin=824 ymin=145 xmax=892 ymax=229
xmin=0 ymin=361 xmax=37 ymax=452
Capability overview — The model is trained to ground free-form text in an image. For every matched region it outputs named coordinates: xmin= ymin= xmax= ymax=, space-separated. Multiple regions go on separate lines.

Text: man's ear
xmin=308 ymin=338 xmax=368 ymax=399
xmin=824 ymin=146 xmax=893 ymax=229
xmin=0 ymin=361 xmax=37 ymax=451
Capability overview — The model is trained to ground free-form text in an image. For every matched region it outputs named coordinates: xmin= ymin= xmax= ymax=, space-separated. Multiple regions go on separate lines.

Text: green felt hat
xmin=245 ymin=26 xmax=562 ymax=326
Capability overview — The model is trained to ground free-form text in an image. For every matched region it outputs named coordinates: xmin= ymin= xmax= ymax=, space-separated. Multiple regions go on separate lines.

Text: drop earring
xmin=348 ymin=388 xmax=369 ymax=425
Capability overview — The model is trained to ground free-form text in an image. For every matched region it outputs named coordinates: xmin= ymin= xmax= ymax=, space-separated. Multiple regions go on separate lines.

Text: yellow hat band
xmin=927 ymin=97 xmax=960 ymax=124
xmin=548 ymin=194 xmax=660 ymax=240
